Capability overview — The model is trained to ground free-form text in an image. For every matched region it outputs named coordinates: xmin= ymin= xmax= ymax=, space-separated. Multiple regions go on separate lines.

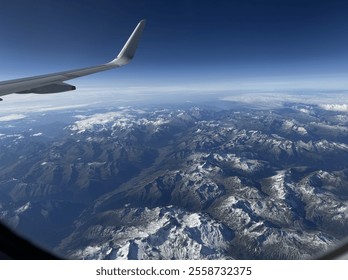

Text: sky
xmin=2 ymin=0 xmax=348 ymax=107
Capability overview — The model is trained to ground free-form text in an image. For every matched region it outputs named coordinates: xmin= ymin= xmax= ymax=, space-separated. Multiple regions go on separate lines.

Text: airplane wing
xmin=0 ymin=19 xmax=146 ymax=100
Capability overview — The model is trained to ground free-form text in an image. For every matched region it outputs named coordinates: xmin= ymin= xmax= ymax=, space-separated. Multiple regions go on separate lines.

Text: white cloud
xmin=221 ymin=91 xmax=348 ymax=109
xmin=0 ymin=114 xmax=26 ymax=122
xmin=33 ymin=104 xmax=90 ymax=112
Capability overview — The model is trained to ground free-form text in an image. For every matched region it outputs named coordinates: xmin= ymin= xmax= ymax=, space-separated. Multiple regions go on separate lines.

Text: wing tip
xmin=108 ymin=19 xmax=146 ymax=66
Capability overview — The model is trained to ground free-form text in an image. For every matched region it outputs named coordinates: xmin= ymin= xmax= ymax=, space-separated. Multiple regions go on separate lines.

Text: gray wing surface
xmin=0 ymin=20 xmax=146 ymax=99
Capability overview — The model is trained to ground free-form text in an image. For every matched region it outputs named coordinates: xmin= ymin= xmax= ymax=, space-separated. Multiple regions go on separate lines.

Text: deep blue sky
xmin=1 ymin=0 xmax=348 ymax=94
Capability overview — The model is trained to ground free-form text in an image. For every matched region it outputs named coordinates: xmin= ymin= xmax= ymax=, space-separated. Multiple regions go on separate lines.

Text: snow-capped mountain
xmin=0 ymin=102 xmax=348 ymax=259
xmin=62 ymin=206 xmax=234 ymax=260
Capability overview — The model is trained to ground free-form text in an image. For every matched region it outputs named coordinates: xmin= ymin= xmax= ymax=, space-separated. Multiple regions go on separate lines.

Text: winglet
xmin=108 ymin=19 xmax=146 ymax=66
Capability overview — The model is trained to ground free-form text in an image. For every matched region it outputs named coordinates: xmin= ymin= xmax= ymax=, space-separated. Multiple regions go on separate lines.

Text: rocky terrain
xmin=0 ymin=101 xmax=348 ymax=259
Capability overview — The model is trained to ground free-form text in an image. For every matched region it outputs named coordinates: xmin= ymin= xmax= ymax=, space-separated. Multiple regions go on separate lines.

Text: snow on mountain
xmin=212 ymin=153 xmax=265 ymax=173
xmin=209 ymin=169 xmax=336 ymax=259
xmin=290 ymin=104 xmax=315 ymax=115
xmin=31 ymin=132 xmax=43 ymax=137
xmin=15 ymin=202 xmax=31 ymax=214
xmin=264 ymin=170 xmax=288 ymax=199
xmin=69 ymin=109 xmax=171 ymax=134
xmin=298 ymin=139 xmax=348 ymax=153
xmin=320 ymin=104 xmax=348 ymax=112
xmin=66 ymin=206 xmax=234 ymax=260
xmin=309 ymin=122 xmax=348 ymax=134
xmin=1 ymin=102 xmax=348 ymax=260
xmin=334 ymin=114 xmax=348 ymax=123
xmin=70 ymin=111 xmax=134 ymax=133
xmin=281 ymin=119 xmax=308 ymax=135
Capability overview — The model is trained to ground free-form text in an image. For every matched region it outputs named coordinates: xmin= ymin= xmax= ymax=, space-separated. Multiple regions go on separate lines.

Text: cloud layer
xmin=0 ymin=114 xmax=26 ymax=122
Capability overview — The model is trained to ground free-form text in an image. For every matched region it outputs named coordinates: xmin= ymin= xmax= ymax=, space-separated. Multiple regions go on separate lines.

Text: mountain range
xmin=0 ymin=101 xmax=347 ymax=259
